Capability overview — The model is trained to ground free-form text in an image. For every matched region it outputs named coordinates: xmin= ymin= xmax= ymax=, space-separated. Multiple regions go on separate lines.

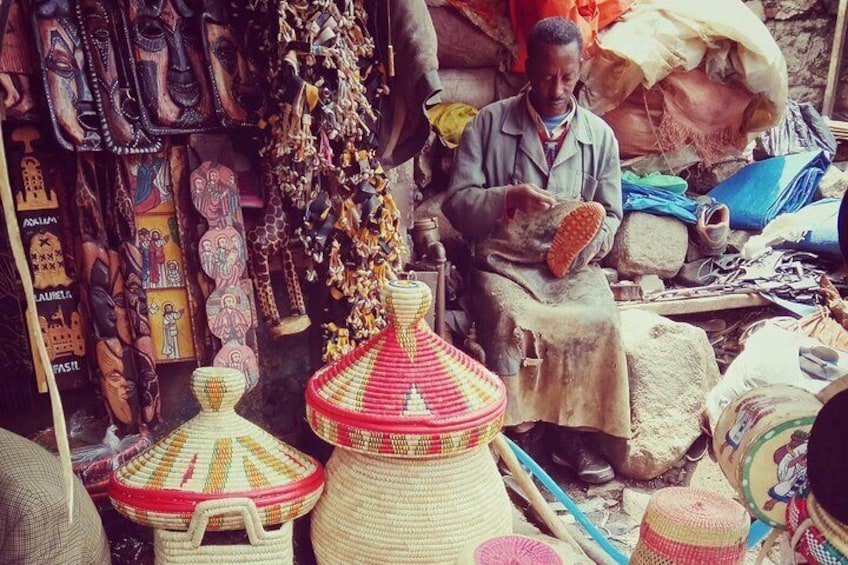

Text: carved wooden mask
xmin=31 ymin=0 xmax=102 ymax=151
xmin=1 ymin=0 xmax=39 ymax=122
xmin=200 ymin=0 xmax=264 ymax=126
xmin=118 ymin=0 xmax=216 ymax=134
xmin=76 ymin=0 xmax=162 ymax=154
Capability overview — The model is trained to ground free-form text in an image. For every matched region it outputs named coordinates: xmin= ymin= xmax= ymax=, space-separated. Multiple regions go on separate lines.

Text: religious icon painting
xmin=123 ymin=151 xmax=174 ymax=215
xmin=116 ymin=0 xmax=217 ymax=135
xmin=200 ymin=0 xmax=265 ymax=127
xmin=31 ymin=0 xmax=103 ymax=151
xmin=136 ymin=214 xmax=185 ymax=290
xmin=1 ymin=0 xmax=39 ymax=122
xmin=198 ymin=226 xmax=245 ymax=287
xmin=75 ymin=0 xmax=163 ymax=154
xmin=189 ymin=161 xmax=240 ymax=229
xmin=147 ymin=288 xmax=195 ymax=363
xmin=213 ymin=344 xmax=258 ymax=390
xmin=206 ymin=286 xmax=252 ymax=344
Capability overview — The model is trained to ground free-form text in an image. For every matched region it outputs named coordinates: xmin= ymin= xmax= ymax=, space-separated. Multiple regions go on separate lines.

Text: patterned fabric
xmin=787 ymin=490 xmax=848 ymax=565
xmin=306 ymin=280 xmax=507 ymax=457
xmin=0 ymin=428 xmax=111 ymax=565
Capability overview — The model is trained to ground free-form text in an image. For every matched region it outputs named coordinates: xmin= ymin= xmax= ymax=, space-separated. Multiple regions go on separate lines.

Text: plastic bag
xmin=754 ymin=100 xmax=838 ymax=161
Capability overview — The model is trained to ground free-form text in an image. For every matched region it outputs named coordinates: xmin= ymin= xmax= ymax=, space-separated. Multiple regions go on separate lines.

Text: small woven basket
xmin=110 ymin=367 xmax=324 ymax=530
xmin=153 ymin=498 xmax=293 ymax=565
xmin=455 ymin=535 xmax=563 ymax=565
xmin=787 ymin=489 xmax=848 ymax=564
xmin=630 ymin=487 xmax=749 ymax=565
xmin=311 ymin=446 xmax=512 ymax=564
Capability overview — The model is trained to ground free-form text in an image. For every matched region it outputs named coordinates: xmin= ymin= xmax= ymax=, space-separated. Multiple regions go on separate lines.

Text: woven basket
xmin=110 ymin=367 xmax=324 ymax=530
xmin=787 ymin=489 xmax=848 ymax=564
xmin=311 ymin=446 xmax=512 ymax=564
xmin=455 ymin=535 xmax=563 ymax=565
xmin=153 ymin=498 xmax=293 ymax=564
xmin=712 ymin=384 xmax=821 ymax=528
xmin=630 ymin=487 xmax=749 ymax=565
xmin=306 ymin=280 xmax=506 ymax=458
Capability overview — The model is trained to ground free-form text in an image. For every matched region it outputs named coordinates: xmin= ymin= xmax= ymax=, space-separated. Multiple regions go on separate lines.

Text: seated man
xmin=443 ymin=17 xmax=630 ymax=484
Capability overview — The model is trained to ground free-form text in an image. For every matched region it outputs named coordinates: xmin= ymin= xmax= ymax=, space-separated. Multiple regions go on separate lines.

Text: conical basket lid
xmin=109 ymin=367 xmax=324 ymax=531
xmin=306 ymin=280 xmax=506 ymax=457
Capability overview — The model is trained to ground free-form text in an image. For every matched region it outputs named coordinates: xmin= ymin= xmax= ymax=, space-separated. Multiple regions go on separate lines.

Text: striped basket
xmin=456 ymin=535 xmax=564 ymax=565
xmin=153 ymin=498 xmax=293 ymax=564
xmin=109 ymin=367 xmax=324 ymax=531
xmin=311 ymin=446 xmax=512 ymax=564
xmin=787 ymin=489 xmax=848 ymax=564
xmin=306 ymin=280 xmax=507 ymax=458
xmin=630 ymin=487 xmax=750 ymax=565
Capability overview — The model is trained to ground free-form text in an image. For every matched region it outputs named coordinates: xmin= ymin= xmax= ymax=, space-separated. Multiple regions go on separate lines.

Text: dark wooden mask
xmin=117 ymin=0 xmax=216 ymax=134
xmin=1 ymin=0 xmax=40 ymax=122
xmin=200 ymin=0 xmax=265 ymax=127
xmin=76 ymin=0 xmax=163 ymax=154
xmin=31 ymin=0 xmax=103 ymax=151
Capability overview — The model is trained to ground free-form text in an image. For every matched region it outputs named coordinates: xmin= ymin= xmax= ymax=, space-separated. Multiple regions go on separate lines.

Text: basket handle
xmin=187 ymin=498 xmax=271 ymax=549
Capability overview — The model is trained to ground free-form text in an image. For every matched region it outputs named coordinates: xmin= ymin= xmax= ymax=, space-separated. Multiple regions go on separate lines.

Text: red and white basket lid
xmin=306 ymin=280 xmax=506 ymax=458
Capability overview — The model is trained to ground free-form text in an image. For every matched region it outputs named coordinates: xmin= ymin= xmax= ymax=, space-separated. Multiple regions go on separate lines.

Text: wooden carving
xmin=31 ymin=0 xmax=103 ymax=151
xmin=117 ymin=0 xmax=216 ymax=134
xmin=0 ymin=0 xmax=39 ymax=122
xmin=74 ymin=154 xmax=140 ymax=434
xmin=199 ymin=0 xmax=265 ymax=127
xmin=246 ymin=181 xmax=311 ymax=338
xmin=190 ymin=160 xmax=259 ymax=388
xmin=75 ymin=0 xmax=162 ymax=154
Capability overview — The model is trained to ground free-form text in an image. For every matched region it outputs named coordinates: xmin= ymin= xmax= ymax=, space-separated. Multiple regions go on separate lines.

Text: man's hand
xmin=506 ymin=183 xmax=556 ymax=214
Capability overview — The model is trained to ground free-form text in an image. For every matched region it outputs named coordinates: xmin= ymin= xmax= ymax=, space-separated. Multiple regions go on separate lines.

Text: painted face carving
xmin=121 ymin=0 xmax=215 ymax=133
xmin=1 ymin=0 xmax=39 ymax=122
xmin=76 ymin=0 xmax=162 ymax=153
xmin=201 ymin=1 xmax=264 ymax=126
xmin=32 ymin=0 xmax=102 ymax=150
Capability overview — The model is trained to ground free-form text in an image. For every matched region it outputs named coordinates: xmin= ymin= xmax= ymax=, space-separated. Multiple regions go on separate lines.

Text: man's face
xmin=203 ymin=18 xmax=262 ymax=124
xmin=527 ymin=41 xmax=581 ymax=118
xmin=123 ymin=0 xmax=214 ymax=130
xmin=33 ymin=1 xmax=101 ymax=149
xmin=78 ymin=0 xmax=159 ymax=152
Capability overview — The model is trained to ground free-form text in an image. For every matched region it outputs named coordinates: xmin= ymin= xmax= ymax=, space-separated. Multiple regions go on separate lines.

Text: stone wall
xmin=747 ymin=0 xmax=847 ymax=118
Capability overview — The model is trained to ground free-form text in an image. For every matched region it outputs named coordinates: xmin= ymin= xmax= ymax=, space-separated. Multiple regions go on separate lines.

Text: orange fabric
xmin=508 ymin=0 xmax=633 ymax=72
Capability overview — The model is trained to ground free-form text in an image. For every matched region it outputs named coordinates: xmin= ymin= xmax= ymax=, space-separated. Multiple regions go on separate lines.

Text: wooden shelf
xmin=617 ymin=292 xmax=770 ymax=316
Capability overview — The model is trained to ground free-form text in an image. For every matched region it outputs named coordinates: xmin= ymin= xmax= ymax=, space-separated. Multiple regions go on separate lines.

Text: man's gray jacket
xmin=443 ymin=93 xmax=622 ymax=259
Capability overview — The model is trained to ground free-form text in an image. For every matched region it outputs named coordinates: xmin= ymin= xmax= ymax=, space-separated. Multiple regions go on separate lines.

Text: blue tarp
xmin=707 ymin=150 xmax=831 ymax=231
xmin=621 ymin=179 xmax=700 ymax=224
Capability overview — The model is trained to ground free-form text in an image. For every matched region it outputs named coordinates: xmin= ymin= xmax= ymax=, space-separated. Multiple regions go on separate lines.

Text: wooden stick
xmin=492 ymin=434 xmax=617 ymax=565
xmin=0 ymin=121 xmax=74 ymax=522
xmin=823 ymin=0 xmax=848 ymax=117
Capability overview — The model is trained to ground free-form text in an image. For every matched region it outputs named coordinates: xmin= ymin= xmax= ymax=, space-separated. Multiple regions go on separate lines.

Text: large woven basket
xmin=311 ymin=446 xmax=512 ymax=564
xmin=153 ymin=498 xmax=293 ymax=564
xmin=630 ymin=487 xmax=749 ymax=565
xmin=712 ymin=384 xmax=822 ymax=528
xmin=109 ymin=367 xmax=324 ymax=530
xmin=306 ymin=280 xmax=507 ymax=458
xmin=455 ymin=535 xmax=563 ymax=565
xmin=786 ymin=488 xmax=848 ymax=564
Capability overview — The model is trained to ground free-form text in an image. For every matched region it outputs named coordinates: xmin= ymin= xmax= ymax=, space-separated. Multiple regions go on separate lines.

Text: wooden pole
xmin=0 ymin=120 xmax=74 ymax=521
xmin=492 ymin=434 xmax=618 ymax=565
xmin=823 ymin=0 xmax=848 ymax=117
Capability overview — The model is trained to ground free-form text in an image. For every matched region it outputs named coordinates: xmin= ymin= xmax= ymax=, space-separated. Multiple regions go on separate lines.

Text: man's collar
xmin=525 ymin=92 xmax=577 ymax=139
xmin=501 ymin=92 xmax=592 ymax=144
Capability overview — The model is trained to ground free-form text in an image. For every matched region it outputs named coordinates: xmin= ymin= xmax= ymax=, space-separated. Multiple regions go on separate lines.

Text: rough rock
xmin=387 ymin=160 xmax=416 ymax=263
xmin=816 ymin=165 xmax=848 ymax=200
xmin=605 ymin=212 xmax=688 ymax=279
xmin=597 ymin=310 xmax=722 ymax=480
xmin=622 ymin=488 xmax=653 ymax=521
xmin=766 ymin=17 xmax=834 ymax=110
xmin=762 ymin=0 xmax=818 ymax=19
